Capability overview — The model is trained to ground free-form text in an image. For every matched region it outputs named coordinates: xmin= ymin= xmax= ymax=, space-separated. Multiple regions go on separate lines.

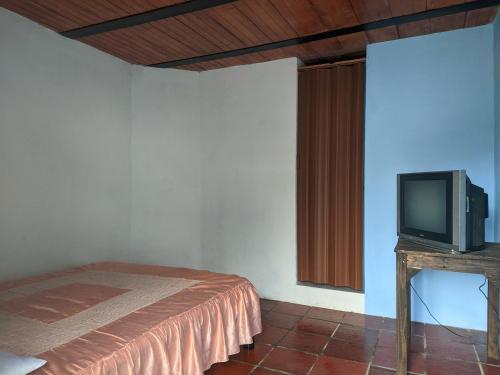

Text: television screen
xmin=398 ymin=170 xmax=488 ymax=252
xmin=403 ymin=180 xmax=447 ymax=234
xmin=398 ymin=171 xmax=453 ymax=246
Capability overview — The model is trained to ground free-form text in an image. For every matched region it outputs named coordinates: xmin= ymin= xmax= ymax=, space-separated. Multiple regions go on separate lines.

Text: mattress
xmin=0 ymin=262 xmax=262 ymax=374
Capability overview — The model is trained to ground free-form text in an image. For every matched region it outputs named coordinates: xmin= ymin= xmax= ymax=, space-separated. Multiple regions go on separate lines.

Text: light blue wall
xmin=495 ymin=15 xmax=500 ymax=241
xmin=364 ymin=25 xmax=495 ymax=330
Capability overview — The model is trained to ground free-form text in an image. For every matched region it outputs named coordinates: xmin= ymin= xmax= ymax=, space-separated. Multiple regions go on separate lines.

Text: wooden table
xmin=395 ymin=239 xmax=500 ymax=375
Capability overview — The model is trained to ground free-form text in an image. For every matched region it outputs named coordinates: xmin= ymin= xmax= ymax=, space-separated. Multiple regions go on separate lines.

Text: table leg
xmin=487 ymin=280 xmax=499 ymax=360
xmin=397 ymin=253 xmax=410 ymax=375
xmin=408 ymin=280 xmax=411 ymax=339
xmin=406 ymin=269 xmax=420 ymax=339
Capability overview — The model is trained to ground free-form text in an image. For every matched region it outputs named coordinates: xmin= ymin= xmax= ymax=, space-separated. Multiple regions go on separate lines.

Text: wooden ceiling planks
xmin=270 ymin=0 xmax=327 ymax=36
xmin=429 ymin=12 xmax=466 ymax=33
xmin=337 ymin=32 xmax=369 ymax=55
xmin=176 ymin=10 xmax=248 ymax=50
xmin=0 ymin=0 xmax=187 ymax=31
xmin=81 ymin=13 xmax=229 ymax=65
xmin=309 ymin=0 xmax=359 ymax=29
xmin=466 ymin=6 xmax=499 ymax=26
xmin=234 ymin=0 xmax=298 ymax=41
xmin=397 ymin=19 xmax=432 ymax=38
xmin=349 ymin=0 xmax=393 ymax=23
xmin=388 ymin=0 xmax=427 ymax=16
xmin=427 ymin=0 xmax=467 ymax=9
xmin=0 ymin=0 xmax=498 ymax=71
xmin=207 ymin=3 xmax=272 ymax=46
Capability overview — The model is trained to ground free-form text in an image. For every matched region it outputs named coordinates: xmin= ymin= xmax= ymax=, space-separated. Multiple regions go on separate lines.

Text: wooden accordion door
xmin=297 ymin=62 xmax=364 ymax=291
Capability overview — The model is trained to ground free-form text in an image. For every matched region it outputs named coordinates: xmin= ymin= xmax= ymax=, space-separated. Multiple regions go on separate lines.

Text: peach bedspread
xmin=0 ymin=262 xmax=262 ymax=375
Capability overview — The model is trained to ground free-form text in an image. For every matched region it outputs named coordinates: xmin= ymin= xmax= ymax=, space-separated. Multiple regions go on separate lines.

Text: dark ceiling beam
xmin=149 ymin=0 xmax=500 ymax=69
xmin=60 ymin=0 xmax=238 ymax=39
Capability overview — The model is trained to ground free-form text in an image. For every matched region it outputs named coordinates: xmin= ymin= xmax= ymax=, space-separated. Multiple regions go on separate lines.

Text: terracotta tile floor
xmin=205 ymin=299 xmax=496 ymax=375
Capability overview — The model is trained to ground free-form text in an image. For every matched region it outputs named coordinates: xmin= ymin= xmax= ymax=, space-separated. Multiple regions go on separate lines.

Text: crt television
xmin=397 ymin=170 xmax=488 ymax=252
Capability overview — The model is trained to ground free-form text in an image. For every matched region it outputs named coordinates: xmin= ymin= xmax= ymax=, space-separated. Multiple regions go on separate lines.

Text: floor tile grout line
xmin=291 ymin=321 xmax=342 ymax=339
xmin=371 ymin=364 xmax=397 ymax=371
xmin=269 ymin=310 xmax=310 ymax=318
xmin=247 ymin=344 xmax=274 ymax=374
xmin=364 ymin=360 xmax=372 ymax=375
xmin=318 ymin=321 xmax=340 ymax=353
xmin=473 ymin=343 xmax=486 ymax=375
xmin=265 ymin=301 xmax=312 ymax=319
xmin=364 ymin=325 xmax=377 ymax=375
xmin=303 ymin=324 xmax=341 ymax=375
xmin=251 ymin=334 xmax=308 ymax=375
xmin=305 ymin=355 xmax=319 ymax=375
xmin=254 ymin=365 xmax=295 ymax=374
xmin=371 ymin=363 xmax=424 ymax=375
xmin=304 ymin=316 xmax=345 ymax=325
xmin=251 ymin=318 xmax=319 ymax=375
xmin=263 ymin=300 xmax=488 ymax=337
xmin=258 ymin=299 xmax=493 ymax=375
xmin=330 ymin=322 xmax=340 ymax=338
xmin=423 ymin=331 xmax=427 ymax=375
xmin=273 ymin=344 xmax=322 ymax=357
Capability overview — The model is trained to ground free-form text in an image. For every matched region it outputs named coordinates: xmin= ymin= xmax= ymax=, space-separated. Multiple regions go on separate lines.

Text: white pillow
xmin=0 ymin=352 xmax=47 ymax=375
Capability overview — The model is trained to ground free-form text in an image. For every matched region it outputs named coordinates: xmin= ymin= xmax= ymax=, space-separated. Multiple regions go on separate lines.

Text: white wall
xmin=0 ymin=10 xmax=132 ymax=280
xmin=199 ymin=59 xmax=364 ymax=312
xmin=130 ymin=67 xmax=202 ymax=268
xmin=133 ymin=58 xmax=366 ymax=311
xmin=4 ymin=7 xmax=495 ymax=329
xmin=0 ymin=9 xmax=204 ymax=281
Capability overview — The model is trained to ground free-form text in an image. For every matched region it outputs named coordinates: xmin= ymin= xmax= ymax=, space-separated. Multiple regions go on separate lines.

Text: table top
xmin=395 ymin=238 xmax=500 ymax=262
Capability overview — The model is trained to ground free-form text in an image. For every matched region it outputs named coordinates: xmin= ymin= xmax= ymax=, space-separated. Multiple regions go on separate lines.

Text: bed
xmin=0 ymin=262 xmax=262 ymax=374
